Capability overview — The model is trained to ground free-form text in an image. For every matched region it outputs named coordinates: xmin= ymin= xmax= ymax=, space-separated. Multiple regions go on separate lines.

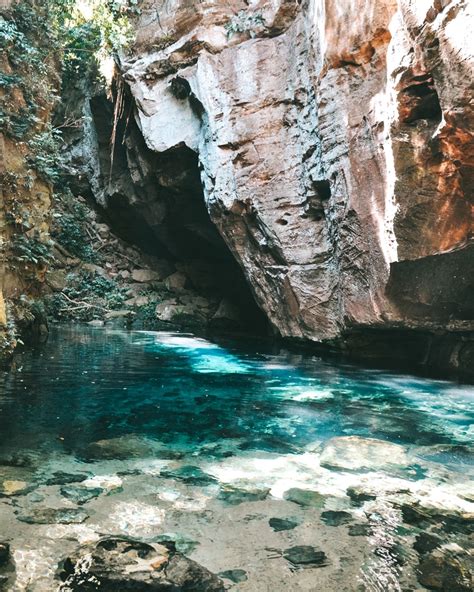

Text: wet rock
xmin=348 ymin=523 xmax=372 ymax=537
xmin=417 ymin=551 xmax=473 ymax=591
xmin=0 ymin=543 xmax=9 ymax=567
xmin=283 ymin=488 xmax=326 ymax=508
xmin=269 ymin=517 xmax=299 ymax=532
xmin=82 ymin=435 xmax=158 ymax=460
xmin=153 ymin=533 xmax=199 ymax=556
xmin=60 ymin=485 xmax=103 ymax=505
xmin=413 ymin=532 xmax=443 ymax=556
xmin=218 ymin=569 xmax=248 ymax=583
xmin=160 ymin=465 xmax=217 ymax=486
xmin=283 ymin=545 xmax=329 ymax=568
xmin=321 ymin=510 xmax=353 ymax=526
xmin=44 ymin=471 xmax=90 ymax=486
xmin=218 ymin=485 xmax=270 ymax=505
xmin=0 ymin=480 xmax=32 ymax=496
xmin=320 ymin=436 xmax=409 ymax=471
xmin=57 ymin=536 xmax=225 ymax=591
xmin=17 ymin=507 xmax=89 ymax=525
xmin=347 ymin=486 xmax=377 ymax=505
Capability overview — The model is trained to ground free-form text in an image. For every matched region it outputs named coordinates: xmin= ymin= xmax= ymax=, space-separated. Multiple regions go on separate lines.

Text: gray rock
xmin=44 ymin=471 xmax=90 ymax=486
xmin=218 ymin=485 xmax=270 ymax=505
xmin=283 ymin=545 xmax=329 ymax=568
xmin=320 ymin=510 xmax=353 ymax=526
xmin=218 ymin=569 xmax=248 ymax=583
xmin=57 ymin=536 xmax=225 ymax=591
xmin=283 ymin=488 xmax=326 ymax=508
xmin=60 ymin=485 xmax=103 ymax=505
xmin=269 ymin=517 xmax=299 ymax=532
xmin=17 ymin=508 xmax=89 ymax=525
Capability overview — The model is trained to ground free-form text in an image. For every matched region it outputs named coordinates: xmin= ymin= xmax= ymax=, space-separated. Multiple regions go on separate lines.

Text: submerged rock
xmin=0 ymin=480 xmax=32 ymax=496
xmin=82 ymin=435 xmax=158 ymax=460
xmin=413 ymin=532 xmax=443 ymax=556
xmin=321 ymin=510 xmax=353 ymax=527
xmin=320 ymin=436 xmax=409 ymax=471
xmin=0 ymin=543 xmax=9 ymax=567
xmin=283 ymin=545 xmax=329 ymax=568
xmin=269 ymin=517 xmax=299 ymax=532
xmin=57 ymin=536 xmax=225 ymax=591
xmin=348 ymin=523 xmax=372 ymax=537
xmin=44 ymin=471 xmax=90 ymax=486
xmin=417 ymin=551 xmax=472 ymax=591
xmin=218 ymin=485 xmax=270 ymax=505
xmin=160 ymin=465 xmax=217 ymax=486
xmin=17 ymin=507 xmax=89 ymax=525
xmin=283 ymin=488 xmax=326 ymax=508
xmin=346 ymin=486 xmax=377 ymax=505
xmin=60 ymin=484 xmax=103 ymax=505
xmin=218 ymin=569 xmax=248 ymax=583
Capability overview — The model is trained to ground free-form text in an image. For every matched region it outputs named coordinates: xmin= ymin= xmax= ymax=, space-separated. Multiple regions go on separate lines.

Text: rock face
xmin=57 ymin=536 xmax=225 ymax=591
xmin=100 ymin=0 xmax=471 ymax=374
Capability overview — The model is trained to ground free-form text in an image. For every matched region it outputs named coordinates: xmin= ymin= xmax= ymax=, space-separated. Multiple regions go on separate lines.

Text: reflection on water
xmin=0 ymin=326 xmax=472 ymax=591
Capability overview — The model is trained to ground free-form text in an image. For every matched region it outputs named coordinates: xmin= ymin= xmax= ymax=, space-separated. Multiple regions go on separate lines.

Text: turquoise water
xmin=0 ymin=326 xmax=472 ymax=591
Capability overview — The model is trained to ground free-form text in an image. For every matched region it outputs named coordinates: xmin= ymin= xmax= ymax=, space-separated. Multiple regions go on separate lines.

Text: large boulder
xmin=57 ymin=537 xmax=225 ymax=591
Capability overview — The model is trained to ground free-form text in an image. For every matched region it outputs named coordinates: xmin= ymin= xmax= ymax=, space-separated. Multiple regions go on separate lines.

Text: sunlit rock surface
xmin=113 ymin=0 xmax=474 ymax=374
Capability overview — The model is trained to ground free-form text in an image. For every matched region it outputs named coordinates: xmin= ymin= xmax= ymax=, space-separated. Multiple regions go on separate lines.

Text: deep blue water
xmin=0 ymin=326 xmax=472 ymax=466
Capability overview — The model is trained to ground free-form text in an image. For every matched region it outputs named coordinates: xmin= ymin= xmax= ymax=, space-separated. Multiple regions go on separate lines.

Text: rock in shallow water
xmin=0 ymin=543 xmax=9 ymax=567
xmin=417 ymin=551 xmax=473 ymax=591
xmin=218 ymin=569 xmax=248 ymax=583
xmin=283 ymin=488 xmax=326 ymax=508
xmin=320 ymin=436 xmax=409 ymax=471
xmin=57 ymin=536 xmax=225 ymax=591
xmin=218 ymin=485 xmax=270 ymax=505
xmin=60 ymin=484 xmax=103 ymax=505
xmin=283 ymin=545 xmax=329 ymax=568
xmin=321 ymin=510 xmax=353 ymax=527
xmin=17 ymin=507 xmax=89 ymax=525
xmin=269 ymin=517 xmax=299 ymax=532
xmin=160 ymin=465 xmax=217 ymax=486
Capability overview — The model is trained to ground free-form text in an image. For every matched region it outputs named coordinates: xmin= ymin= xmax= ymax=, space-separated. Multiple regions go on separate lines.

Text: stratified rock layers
xmin=118 ymin=1 xmax=472 ymax=371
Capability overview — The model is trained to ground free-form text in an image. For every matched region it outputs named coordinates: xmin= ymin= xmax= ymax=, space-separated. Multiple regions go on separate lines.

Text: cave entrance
xmin=87 ymin=92 xmax=269 ymax=336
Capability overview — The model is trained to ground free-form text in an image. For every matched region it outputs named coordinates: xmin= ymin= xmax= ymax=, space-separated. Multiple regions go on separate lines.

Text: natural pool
xmin=0 ymin=325 xmax=472 ymax=591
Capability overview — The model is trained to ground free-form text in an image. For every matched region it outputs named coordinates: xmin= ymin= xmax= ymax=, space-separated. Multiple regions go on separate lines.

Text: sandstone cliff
xmin=85 ymin=0 xmax=472 ymax=372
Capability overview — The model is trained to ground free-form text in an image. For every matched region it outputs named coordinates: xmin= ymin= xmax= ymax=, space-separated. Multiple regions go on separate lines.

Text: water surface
xmin=0 ymin=326 xmax=472 ymax=591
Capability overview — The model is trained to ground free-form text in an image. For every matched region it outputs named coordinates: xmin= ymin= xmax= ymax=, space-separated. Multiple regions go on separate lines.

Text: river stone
xmin=320 ymin=436 xmax=409 ymax=471
xmin=417 ymin=551 xmax=473 ymax=591
xmin=17 ymin=508 xmax=89 ymax=525
xmin=283 ymin=545 xmax=329 ymax=568
xmin=218 ymin=485 xmax=270 ymax=505
xmin=0 ymin=480 xmax=32 ymax=496
xmin=348 ymin=523 xmax=372 ymax=537
xmin=413 ymin=532 xmax=443 ymax=556
xmin=218 ymin=569 xmax=248 ymax=583
xmin=269 ymin=517 xmax=299 ymax=531
xmin=45 ymin=471 xmax=90 ymax=486
xmin=82 ymin=435 xmax=158 ymax=460
xmin=131 ymin=269 xmax=162 ymax=283
xmin=160 ymin=465 xmax=217 ymax=486
xmin=60 ymin=485 xmax=103 ymax=505
xmin=283 ymin=488 xmax=326 ymax=508
xmin=321 ymin=510 xmax=353 ymax=526
xmin=346 ymin=485 xmax=377 ymax=505
xmin=57 ymin=537 xmax=225 ymax=591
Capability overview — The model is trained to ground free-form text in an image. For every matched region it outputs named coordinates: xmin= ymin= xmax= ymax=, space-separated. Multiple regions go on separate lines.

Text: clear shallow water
xmin=0 ymin=326 xmax=472 ymax=591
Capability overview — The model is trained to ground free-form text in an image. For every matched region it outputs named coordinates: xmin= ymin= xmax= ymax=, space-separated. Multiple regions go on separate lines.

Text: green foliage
xmin=10 ymin=235 xmax=54 ymax=267
xmin=224 ymin=10 xmax=265 ymax=39
xmin=27 ymin=126 xmax=64 ymax=184
xmin=51 ymin=194 xmax=96 ymax=261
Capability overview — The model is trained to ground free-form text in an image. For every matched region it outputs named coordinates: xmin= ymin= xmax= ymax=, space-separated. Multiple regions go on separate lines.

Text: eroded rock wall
xmin=114 ymin=0 xmax=473 ymax=369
